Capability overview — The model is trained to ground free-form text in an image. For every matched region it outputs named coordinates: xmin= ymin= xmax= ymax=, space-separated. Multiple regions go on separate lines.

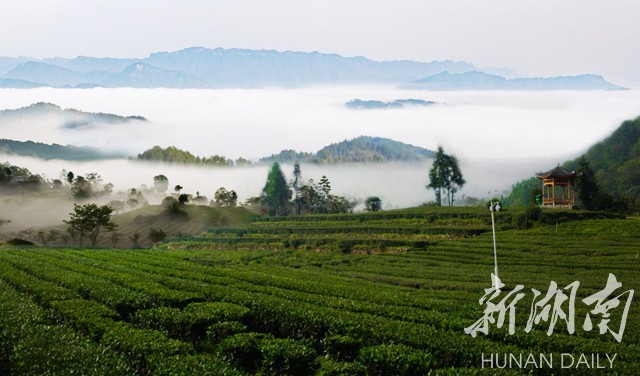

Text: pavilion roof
xmin=536 ymin=165 xmax=577 ymax=179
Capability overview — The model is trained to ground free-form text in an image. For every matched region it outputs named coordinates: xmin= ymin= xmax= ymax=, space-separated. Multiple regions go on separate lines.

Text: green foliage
xmin=153 ymin=174 xmax=169 ymax=193
xmin=0 ymin=138 xmax=124 ymax=160
xmin=148 ymin=354 xmax=241 ymax=376
xmin=148 ymin=227 xmax=167 ymax=244
xmin=215 ymin=187 xmax=238 ymax=207
xmin=428 ymin=146 xmax=465 ymax=206
xmin=322 ymin=335 xmax=362 ymax=361
xmin=64 ymin=203 xmax=117 ymax=247
xmin=219 ymin=332 xmax=268 ymax=373
xmin=137 ymin=145 xmax=243 ymax=166
xmin=316 ymin=359 xmax=366 ymax=376
xmin=503 ymin=176 xmax=540 ymax=206
xmin=178 ymin=193 xmax=190 ymax=204
xmin=261 ymin=136 xmax=434 ymax=164
xmin=565 ymin=116 xmax=640 ymax=208
xmin=358 ymin=344 xmax=432 ymax=376
xmin=101 ymin=322 xmax=193 ymax=374
xmin=575 ymin=156 xmax=599 ymax=210
xmin=259 ymin=338 xmax=317 ymax=376
xmin=207 ymin=321 xmax=247 ymax=343
xmin=296 ymin=176 xmax=356 ymax=215
xmin=6 ymin=238 xmax=34 ymax=246
xmin=261 ymin=162 xmax=291 ymax=216
xmin=365 ymin=196 xmax=382 ymax=212
xmin=1 ymin=208 xmax=640 ymax=373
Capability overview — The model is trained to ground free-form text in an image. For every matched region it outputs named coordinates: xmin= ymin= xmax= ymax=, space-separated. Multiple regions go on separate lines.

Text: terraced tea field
xmin=1 ymin=207 xmax=638 ymax=375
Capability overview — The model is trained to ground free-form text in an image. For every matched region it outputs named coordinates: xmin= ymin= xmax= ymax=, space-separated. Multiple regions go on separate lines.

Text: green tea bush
xmin=358 ymin=344 xmax=432 ymax=376
xmin=148 ymin=354 xmax=241 ymax=376
xmin=13 ymin=325 xmax=131 ymax=376
xmin=316 ymin=359 xmax=366 ymax=376
xmin=218 ymin=332 xmax=269 ymax=373
xmin=101 ymin=322 xmax=193 ymax=374
xmin=207 ymin=321 xmax=247 ymax=343
xmin=321 ymin=334 xmax=362 ymax=361
xmin=259 ymin=337 xmax=317 ymax=376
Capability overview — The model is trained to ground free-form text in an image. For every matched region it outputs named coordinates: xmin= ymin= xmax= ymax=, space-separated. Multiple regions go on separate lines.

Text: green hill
xmin=568 ymin=116 xmax=640 ymax=200
xmin=109 ymin=204 xmax=254 ymax=248
xmin=261 ymin=136 xmax=435 ymax=164
xmin=0 ymin=102 xmax=147 ymax=129
xmin=0 ymin=139 xmax=124 ymax=160
xmin=504 ymin=115 xmax=640 ymax=207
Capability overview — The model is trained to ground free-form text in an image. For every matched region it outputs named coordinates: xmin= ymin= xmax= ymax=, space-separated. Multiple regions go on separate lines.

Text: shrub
xmin=525 ymin=205 xmax=541 ymax=221
xmin=101 ymin=322 xmax=193 ymax=374
xmin=321 ymin=335 xmax=362 ymax=361
xmin=513 ymin=213 xmax=532 ymax=230
xmin=149 ymin=354 xmax=241 ymax=376
xmin=358 ymin=344 xmax=432 ymax=376
xmin=259 ymin=338 xmax=317 ymax=376
xmin=207 ymin=321 xmax=247 ymax=343
xmin=316 ymin=359 xmax=366 ymax=376
xmin=13 ymin=324 xmax=131 ymax=375
xmin=6 ymin=238 xmax=34 ymax=246
xmin=218 ymin=332 xmax=269 ymax=373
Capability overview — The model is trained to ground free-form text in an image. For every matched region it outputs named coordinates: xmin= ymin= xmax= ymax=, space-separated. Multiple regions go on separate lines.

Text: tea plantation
xmin=0 ymin=207 xmax=638 ymax=375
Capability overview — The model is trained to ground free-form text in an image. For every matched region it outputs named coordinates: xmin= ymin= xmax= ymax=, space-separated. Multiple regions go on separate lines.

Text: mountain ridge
xmin=403 ymin=71 xmax=625 ymax=90
xmin=0 ymin=102 xmax=147 ymax=129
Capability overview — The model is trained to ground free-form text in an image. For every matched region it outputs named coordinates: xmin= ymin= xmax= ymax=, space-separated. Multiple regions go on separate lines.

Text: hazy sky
xmin=1 ymin=1 xmax=639 ymax=86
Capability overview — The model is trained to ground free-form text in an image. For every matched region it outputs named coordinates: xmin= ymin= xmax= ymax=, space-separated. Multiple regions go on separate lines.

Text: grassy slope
xmin=109 ymin=204 xmax=255 ymax=248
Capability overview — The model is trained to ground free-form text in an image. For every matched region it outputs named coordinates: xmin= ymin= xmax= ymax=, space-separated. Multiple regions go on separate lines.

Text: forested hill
xmin=0 ymin=139 xmax=124 ymax=160
xmin=566 ymin=116 xmax=640 ymax=200
xmin=260 ymin=136 xmax=435 ymax=163
xmin=0 ymin=102 xmax=147 ymax=129
xmin=504 ymin=116 xmax=640 ymax=206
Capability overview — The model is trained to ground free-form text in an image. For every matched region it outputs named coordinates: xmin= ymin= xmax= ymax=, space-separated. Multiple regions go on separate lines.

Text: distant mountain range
xmin=0 ymin=136 xmax=435 ymax=164
xmin=0 ymin=47 xmax=474 ymax=88
xmin=345 ymin=99 xmax=435 ymax=110
xmin=402 ymin=71 xmax=625 ymax=91
xmin=0 ymin=102 xmax=147 ymax=129
xmin=0 ymin=47 xmax=624 ymax=89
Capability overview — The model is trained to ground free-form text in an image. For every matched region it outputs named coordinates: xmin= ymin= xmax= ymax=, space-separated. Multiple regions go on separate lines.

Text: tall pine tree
xmin=261 ymin=162 xmax=291 ymax=216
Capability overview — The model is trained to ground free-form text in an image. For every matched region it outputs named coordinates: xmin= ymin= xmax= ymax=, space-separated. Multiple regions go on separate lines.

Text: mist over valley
xmin=1 ymin=86 xmax=639 ymax=233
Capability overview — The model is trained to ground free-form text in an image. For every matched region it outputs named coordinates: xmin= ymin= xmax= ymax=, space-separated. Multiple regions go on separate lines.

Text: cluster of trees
xmin=261 ymin=136 xmax=434 ymax=164
xmin=136 ymin=146 xmax=252 ymax=166
xmin=260 ymin=162 xmax=357 ymax=216
xmin=0 ymin=162 xmax=43 ymax=191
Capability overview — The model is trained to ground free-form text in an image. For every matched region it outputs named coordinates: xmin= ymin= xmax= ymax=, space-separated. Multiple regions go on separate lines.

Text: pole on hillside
xmin=489 ymin=201 xmax=501 ymax=289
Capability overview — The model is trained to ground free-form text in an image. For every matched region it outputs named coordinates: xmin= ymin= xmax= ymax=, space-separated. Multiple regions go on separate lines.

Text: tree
xmin=110 ymin=231 xmax=121 ymax=248
xmin=291 ymin=161 xmax=303 ymax=215
xmin=108 ymin=200 xmax=125 ymax=214
xmin=576 ymin=157 xmax=599 ymax=210
xmin=148 ymin=228 xmax=167 ymax=245
xmin=66 ymin=171 xmax=74 ymax=185
xmin=427 ymin=146 xmax=466 ymax=206
xmin=178 ymin=193 xmax=190 ymax=204
xmin=365 ymin=196 xmax=382 ymax=212
xmin=153 ymin=175 xmax=169 ymax=194
xmin=63 ymin=203 xmax=117 ymax=247
xmin=129 ymin=231 xmax=141 ymax=248
xmin=214 ymin=187 xmax=238 ymax=207
xmin=71 ymin=175 xmax=92 ymax=199
xmin=174 ymin=185 xmax=183 ymax=194
xmin=260 ymin=162 xmax=291 ymax=216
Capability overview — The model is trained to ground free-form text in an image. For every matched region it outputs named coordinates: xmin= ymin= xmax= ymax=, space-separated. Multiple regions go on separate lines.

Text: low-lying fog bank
xmin=1 ymin=154 xmax=564 ymax=210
